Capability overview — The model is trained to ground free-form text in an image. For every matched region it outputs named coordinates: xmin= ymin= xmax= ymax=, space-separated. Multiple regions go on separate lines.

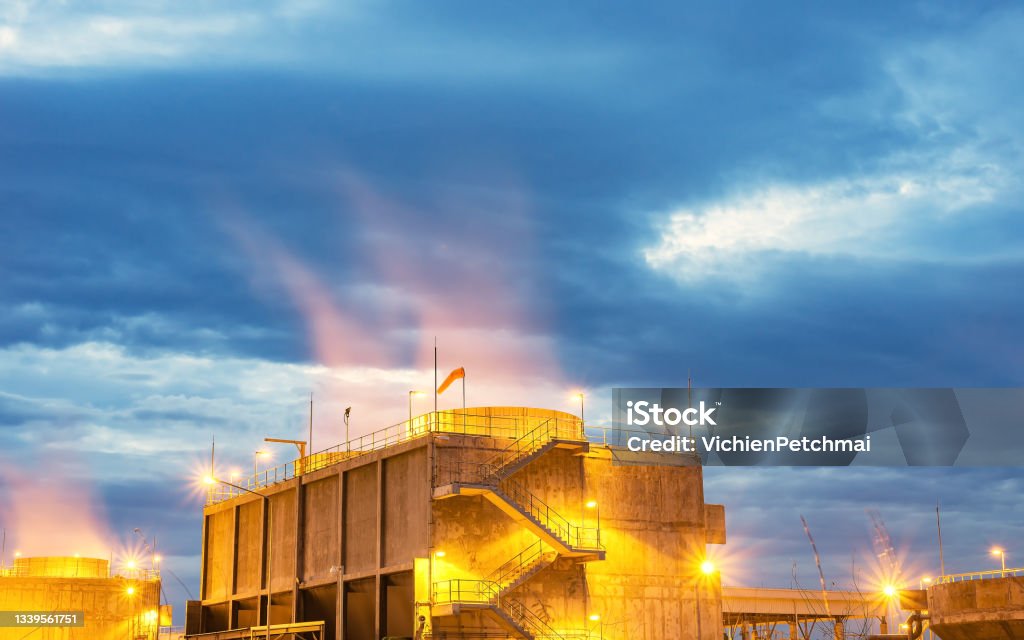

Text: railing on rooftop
xmin=935 ymin=567 xmax=1024 ymax=583
xmin=207 ymin=410 xmax=583 ymax=504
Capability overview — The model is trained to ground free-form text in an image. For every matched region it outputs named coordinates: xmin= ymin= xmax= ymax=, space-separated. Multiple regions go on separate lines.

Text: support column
xmin=833 ymin=618 xmax=845 ymax=640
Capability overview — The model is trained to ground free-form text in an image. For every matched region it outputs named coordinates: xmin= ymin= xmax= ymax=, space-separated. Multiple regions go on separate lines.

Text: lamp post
xmin=409 ymin=390 xmax=427 ymax=430
xmin=573 ymin=392 xmax=585 ymax=426
xmin=205 ymin=476 xmax=272 ymax=640
xmin=254 ymin=450 xmax=270 ymax=480
xmin=992 ymin=548 xmax=1006 ymax=575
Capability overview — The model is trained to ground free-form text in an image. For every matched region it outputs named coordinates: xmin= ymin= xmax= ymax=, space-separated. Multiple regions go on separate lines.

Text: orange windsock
xmin=437 ymin=367 xmax=465 ymax=395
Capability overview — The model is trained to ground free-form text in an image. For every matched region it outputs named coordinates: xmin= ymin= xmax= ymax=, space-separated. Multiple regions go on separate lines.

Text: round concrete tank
xmin=928 ymin=577 xmax=1024 ymax=639
xmin=12 ymin=556 xmax=110 ymax=578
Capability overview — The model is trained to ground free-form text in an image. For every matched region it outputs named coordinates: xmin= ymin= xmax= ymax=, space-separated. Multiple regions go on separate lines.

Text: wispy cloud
xmin=0 ymin=0 xmax=332 ymax=75
xmin=643 ymin=155 xmax=1011 ymax=283
xmin=643 ymin=8 xmax=1024 ymax=285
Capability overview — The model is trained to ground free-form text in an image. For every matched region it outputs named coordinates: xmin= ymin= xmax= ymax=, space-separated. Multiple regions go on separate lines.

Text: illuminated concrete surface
xmin=187 ymin=406 xmax=726 ymax=640
xmin=0 ymin=556 xmax=162 ymax=640
xmin=927 ymin=575 xmax=1024 ymax=640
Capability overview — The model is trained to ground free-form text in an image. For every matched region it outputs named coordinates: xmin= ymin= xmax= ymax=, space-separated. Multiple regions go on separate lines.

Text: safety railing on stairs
xmin=480 ymin=418 xmax=585 ymax=480
xmin=498 ymin=477 xmax=601 ymax=551
xmin=432 ymin=580 xmax=566 ymax=640
xmin=486 ymin=540 xmax=551 ymax=589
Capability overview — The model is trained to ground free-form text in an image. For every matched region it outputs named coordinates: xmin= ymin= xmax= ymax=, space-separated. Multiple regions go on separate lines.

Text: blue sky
xmin=1 ymin=0 xmax=1023 ymax=617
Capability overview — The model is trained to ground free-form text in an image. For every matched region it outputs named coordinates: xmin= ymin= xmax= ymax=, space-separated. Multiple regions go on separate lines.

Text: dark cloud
xmin=1 ymin=0 xmax=1023 ymax=619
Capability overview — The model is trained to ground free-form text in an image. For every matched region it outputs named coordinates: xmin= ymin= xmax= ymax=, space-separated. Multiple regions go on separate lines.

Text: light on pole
xmin=409 ymin=390 xmax=427 ymax=429
xmin=205 ymin=475 xmax=272 ymax=640
xmin=254 ymin=450 xmax=270 ymax=479
xmin=572 ymin=392 xmax=585 ymax=427
xmin=991 ymin=547 xmax=1006 ymax=575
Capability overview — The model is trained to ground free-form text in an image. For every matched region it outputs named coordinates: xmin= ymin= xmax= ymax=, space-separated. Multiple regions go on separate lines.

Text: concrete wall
xmin=195 ymin=438 xmax=430 ymax=638
xmin=0 ymin=574 xmax=160 ymax=640
xmin=192 ymin=407 xmax=726 ymax=640
xmin=928 ymin=577 xmax=1024 ymax=640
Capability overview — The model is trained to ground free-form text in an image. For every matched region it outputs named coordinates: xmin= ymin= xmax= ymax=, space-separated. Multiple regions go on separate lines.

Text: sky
xmin=1 ymin=0 xmax=1023 ymax=620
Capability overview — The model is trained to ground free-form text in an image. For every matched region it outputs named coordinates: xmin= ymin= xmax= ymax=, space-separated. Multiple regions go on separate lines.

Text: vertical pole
xmin=433 ymin=338 xmax=438 ymax=414
xmin=309 ymin=392 xmax=314 ymax=455
xmin=462 ymin=375 xmax=466 ymax=431
xmin=936 ymin=501 xmax=945 ymax=577
xmin=266 ymin=497 xmax=272 ymax=640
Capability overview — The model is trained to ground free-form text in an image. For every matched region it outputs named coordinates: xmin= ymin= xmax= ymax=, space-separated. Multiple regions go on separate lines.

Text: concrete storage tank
xmin=0 ymin=556 xmax=162 ymax=640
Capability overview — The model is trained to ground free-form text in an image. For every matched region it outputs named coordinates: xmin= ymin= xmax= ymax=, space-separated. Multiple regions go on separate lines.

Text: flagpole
xmin=462 ymin=373 xmax=466 ymax=430
xmin=434 ymin=337 xmax=438 ymax=416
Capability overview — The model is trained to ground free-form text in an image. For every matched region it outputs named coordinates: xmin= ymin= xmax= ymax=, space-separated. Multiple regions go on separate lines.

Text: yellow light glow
xmin=126 ymin=586 xmax=135 ymax=596
xmin=588 ymin=614 xmax=601 ymax=621
xmin=145 ymin=610 xmax=158 ymax=621
xmin=434 ymin=550 xmax=446 ymax=558
xmin=883 ymin=585 xmax=897 ymax=597
xmin=923 ymin=576 xmax=932 ymax=583
xmin=410 ymin=390 xmax=427 ymax=397
xmin=571 ymin=392 xmax=585 ymax=400
xmin=202 ymin=475 xmax=216 ymax=486
xmin=154 ymin=555 xmax=162 ymax=564
xmin=13 ymin=551 xmax=21 ymax=558
xmin=229 ymin=469 xmax=241 ymax=479
xmin=126 ymin=560 xmax=136 ymax=569
xmin=991 ymin=547 xmax=1004 ymax=556
xmin=700 ymin=560 xmax=715 ymax=575
xmin=585 ymin=500 xmax=598 ymax=509
xmin=256 ymin=450 xmax=271 ymax=458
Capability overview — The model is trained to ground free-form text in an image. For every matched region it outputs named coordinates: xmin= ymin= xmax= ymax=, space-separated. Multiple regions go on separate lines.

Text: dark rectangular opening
xmin=383 ymin=571 xmax=414 ymax=639
xmin=301 ymin=584 xmax=338 ymax=640
xmin=201 ymin=602 xmax=229 ymax=633
xmin=345 ymin=578 xmax=376 ymax=640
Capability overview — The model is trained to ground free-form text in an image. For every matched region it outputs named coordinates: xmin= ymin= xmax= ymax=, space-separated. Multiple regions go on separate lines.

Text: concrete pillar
xmin=833 ymin=618 xmax=845 ymax=640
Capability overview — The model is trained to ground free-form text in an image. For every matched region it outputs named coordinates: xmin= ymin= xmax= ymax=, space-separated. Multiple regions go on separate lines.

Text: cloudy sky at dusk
xmin=2 ymin=0 xmax=1023 ymax=614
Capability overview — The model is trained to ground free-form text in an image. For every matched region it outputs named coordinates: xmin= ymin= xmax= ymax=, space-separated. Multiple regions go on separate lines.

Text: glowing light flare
xmin=434 ymin=550 xmax=446 ymax=558
xmin=700 ymin=560 xmax=716 ymax=575
xmin=883 ymin=585 xmax=897 ymax=597
xmin=126 ymin=586 xmax=135 ymax=596
xmin=588 ymin=614 xmax=601 ymax=621
xmin=0 ymin=458 xmax=113 ymax=558
xmin=585 ymin=500 xmax=598 ymax=509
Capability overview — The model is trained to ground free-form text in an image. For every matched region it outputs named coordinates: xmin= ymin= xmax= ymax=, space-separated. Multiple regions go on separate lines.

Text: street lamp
xmin=409 ymin=390 xmax=427 ymax=429
xmin=572 ymin=392 xmax=585 ymax=426
xmin=992 ymin=547 xmax=1006 ymax=575
xmin=205 ymin=475 xmax=272 ymax=640
xmin=254 ymin=450 xmax=271 ymax=479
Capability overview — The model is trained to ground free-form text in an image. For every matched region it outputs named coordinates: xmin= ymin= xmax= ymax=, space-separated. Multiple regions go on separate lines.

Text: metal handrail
xmin=498 ymin=477 xmax=601 ymax=550
xmin=935 ymin=567 xmax=1024 ymax=583
xmin=208 ymin=411 xmax=582 ymax=504
xmin=486 ymin=540 xmax=549 ymax=587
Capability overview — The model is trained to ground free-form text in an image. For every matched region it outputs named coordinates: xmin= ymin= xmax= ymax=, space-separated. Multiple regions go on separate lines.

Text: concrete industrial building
xmin=0 ymin=556 xmax=163 ymax=640
xmin=187 ymin=406 xmax=726 ymax=639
